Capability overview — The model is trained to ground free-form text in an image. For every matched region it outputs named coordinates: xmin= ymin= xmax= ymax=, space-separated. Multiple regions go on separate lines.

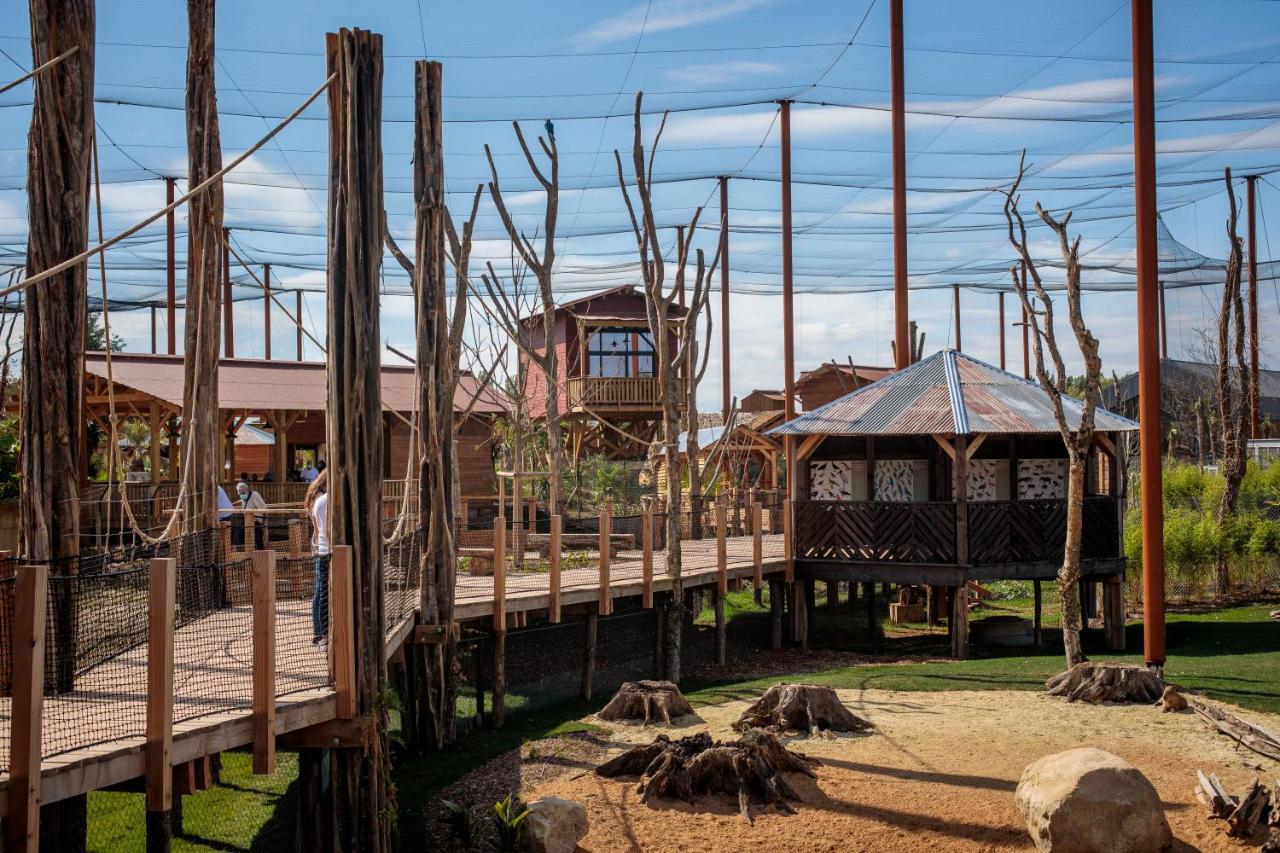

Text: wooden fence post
xmin=548 ymin=514 xmax=561 ymax=624
xmin=251 ymin=550 xmax=276 ymax=774
xmin=146 ymin=558 xmax=177 ymax=849
xmin=598 ymin=508 xmax=611 ymax=616
xmin=783 ymin=498 xmax=794 ymax=582
xmin=492 ymin=516 xmax=506 ymax=632
xmin=752 ymin=501 xmax=763 ymax=590
xmin=716 ymin=498 xmax=727 ymax=595
xmin=329 ymin=545 xmax=356 ymax=720
xmin=8 ymin=564 xmax=47 ymax=853
xmin=641 ymin=507 xmax=654 ymax=609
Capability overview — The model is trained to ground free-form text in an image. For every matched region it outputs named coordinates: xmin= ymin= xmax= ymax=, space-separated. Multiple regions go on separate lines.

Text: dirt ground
xmin=440 ymin=688 xmax=1280 ymax=851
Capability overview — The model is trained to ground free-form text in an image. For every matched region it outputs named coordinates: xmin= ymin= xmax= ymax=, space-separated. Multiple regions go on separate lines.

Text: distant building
xmin=796 ymin=362 xmax=893 ymax=412
xmin=739 ymin=389 xmax=785 ymax=413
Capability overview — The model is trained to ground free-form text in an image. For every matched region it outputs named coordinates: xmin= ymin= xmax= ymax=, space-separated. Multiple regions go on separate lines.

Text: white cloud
xmin=665 ymin=60 xmax=782 ymax=86
xmin=577 ymin=0 xmax=776 ymax=46
xmin=663 ymin=103 xmax=946 ymax=144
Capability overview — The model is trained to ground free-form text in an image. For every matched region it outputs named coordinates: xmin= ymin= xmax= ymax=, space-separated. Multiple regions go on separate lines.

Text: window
xmin=587 ymin=326 xmax=655 ymax=377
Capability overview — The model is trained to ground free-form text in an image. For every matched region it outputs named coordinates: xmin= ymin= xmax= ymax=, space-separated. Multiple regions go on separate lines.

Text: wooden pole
xmin=998 ymin=292 xmax=1006 ymax=370
xmin=8 ymin=564 xmax=47 ymax=853
xmin=952 ymin=434 xmax=969 ymax=659
xmin=222 ymin=227 xmax=234 ymax=357
xmin=1132 ymin=0 xmax=1166 ymax=668
xmin=781 ymin=100 xmax=796 ymax=500
xmin=581 ymin=605 xmax=598 ymax=701
xmin=329 ymin=545 xmax=356 ymax=719
xmin=783 ymin=497 xmax=794 ymax=582
xmin=641 ymin=506 xmax=653 ymax=609
xmin=752 ymin=500 xmax=762 ymax=590
xmin=262 ymin=263 xmax=272 ymax=360
xmin=952 ymin=284 xmax=961 ymax=351
xmin=492 ymin=516 xmax=506 ymax=631
xmin=769 ymin=577 xmax=783 ymax=650
xmin=1033 ymin=579 xmax=1043 ymax=647
xmin=716 ymin=498 xmax=727 ymax=595
xmin=713 ymin=587 xmax=726 ymax=666
xmin=180 ymin=0 xmax=224 ymax=534
xmin=295 ymin=290 xmax=304 ymax=361
xmin=166 ymin=176 xmax=176 ymax=354
xmin=598 ymin=507 xmax=612 ymax=616
xmin=1247 ymin=174 xmax=1260 ymax=438
xmin=251 ymin=550 xmax=276 ymax=774
xmin=719 ymin=175 xmax=732 ymax=423
xmin=145 ymin=558 xmax=176 ymax=851
xmin=549 ymin=513 xmax=562 ymax=622
xmin=890 ymin=0 xmax=909 ymax=370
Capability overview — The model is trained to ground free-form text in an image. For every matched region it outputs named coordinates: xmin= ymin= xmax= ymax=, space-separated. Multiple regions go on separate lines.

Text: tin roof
xmin=769 ymin=349 xmax=1139 ymax=438
xmin=84 ymin=352 xmax=509 ymax=416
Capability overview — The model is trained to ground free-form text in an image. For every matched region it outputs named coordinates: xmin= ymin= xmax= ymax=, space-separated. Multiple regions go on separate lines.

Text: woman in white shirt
xmin=305 ymin=470 xmax=330 ymax=646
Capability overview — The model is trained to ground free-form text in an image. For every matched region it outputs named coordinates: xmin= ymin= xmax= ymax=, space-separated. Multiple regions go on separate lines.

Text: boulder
xmin=523 ymin=797 xmax=588 ymax=853
xmin=1014 ymin=748 xmax=1171 ymax=852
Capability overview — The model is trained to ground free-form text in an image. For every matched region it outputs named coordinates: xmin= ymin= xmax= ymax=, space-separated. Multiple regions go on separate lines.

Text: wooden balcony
xmin=793 ymin=496 xmax=1122 ymax=579
xmin=566 ymin=376 xmax=681 ymax=412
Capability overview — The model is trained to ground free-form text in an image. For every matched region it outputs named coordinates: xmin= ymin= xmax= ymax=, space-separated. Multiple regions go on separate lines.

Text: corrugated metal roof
xmin=84 ymin=352 xmax=509 ymax=416
xmin=769 ymin=349 xmax=1139 ymax=437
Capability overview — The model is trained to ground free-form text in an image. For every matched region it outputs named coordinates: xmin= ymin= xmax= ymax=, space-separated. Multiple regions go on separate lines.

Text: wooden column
xmin=863 ymin=581 xmax=878 ymax=642
xmin=769 ymin=578 xmax=784 ymax=650
xmin=166 ymin=176 xmax=177 ymax=354
xmin=492 ymin=517 xmax=506 ymax=631
xmin=890 ymin=0 xmax=909 ymax=369
xmin=1132 ymin=0 xmax=1166 ymax=668
xmin=713 ymin=588 xmax=727 ymax=666
xmin=262 ymin=263 xmax=272 ymax=360
xmin=598 ymin=507 xmax=612 ymax=615
xmin=8 ymin=564 xmax=48 ymax=853
xmin=751 ymin=500 xmax=763 ymax=590
xmin=581 ymin=605 xmax=598 ymax=701
xmin=549 ymin=514 xmax=562 ymax=622
xmin=719 ymin=175 xmax=732 ymax=423
xmin=251 ymin=550 xmax=276 ymax=774
xmin=1102 ymin=577 xmax=1125 ymax=651
xmin=149 ymin=402 xmax=162 ymax=483
xmin=641 ymin=507 xmax=653 ymax=609
xmin=715 ymin=499 xmax=727 ymax=595
xmin=1032 ymin=580 xmax=1043 ymax=647
xmin=783 ymin=497 xmax=794 ymax=582
xmin=951 ymin=434 xmax=969 ymax=659
xmin=179 ymin=0 xmax=224 ymax=533
xmin=329 ymin=545 xmax=356 ymax=718
xmin=146 ymin=558 xmax=176 ymax=852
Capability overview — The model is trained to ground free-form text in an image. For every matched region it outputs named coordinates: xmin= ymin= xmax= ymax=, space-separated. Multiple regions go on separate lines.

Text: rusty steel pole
xmin=296 ymin=290 xmax=304 ymax=361
xmin=222 ymin=227 xmax=234 ymax=358
xmin=1132 ymin=0 xmax=1165 ymax=668
xmin=263 ymin=262 xmax=272 ymax=360
xmin=781 ymin=100 xmax=796 ymax=497
xmin=675 ymin=225 xmax=686 ymax=308
xmin=1021 ymin=263 xmax=1030 ymax=379
xmin=165 ymin=176 xmax=176 ymax=354
xmin=719 ymin=176 xmax=731 ymax=424
xmin=1247 ymin=175 xmax=1260 ymax=438
xmin=1158 ymin=279 xmax=1168 ymax=358
xmin=952 ymin=284 xmax=961 ymax=351
xmin=890 ymin=0 xmax=909 ymax=370
xmin=151 ymin=305 xmax=158 ymax=354
xmin=998 ymin=292 xmax=1006 ymax=370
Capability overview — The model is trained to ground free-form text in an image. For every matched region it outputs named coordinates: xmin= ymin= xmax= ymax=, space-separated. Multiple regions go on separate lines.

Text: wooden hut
xmin=519 ymin=285 xmax=685 ymax=461
xmin=770 ymin=350 xmax=1137 ymax=656
xmin=740 ymin=389 xmax=786 ymax=413
xmin=654 ymin=409 xmax=784 ymax=497
xmin=796 ymin=362 xmax=892 ymax=412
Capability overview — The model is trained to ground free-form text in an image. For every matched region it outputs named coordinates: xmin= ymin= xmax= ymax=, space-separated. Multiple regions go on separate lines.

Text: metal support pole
xmin=952 ymin=284 xmax=961 ymax=352
xmin=1158 ymin=279 xmax=1168 ymax=359
xmin=295 ymin=290 xmax=304 ymax=361
xmin=262 ymin=263 xmax=272 ymax=360
xmin=890 ymin=0 xmax=909 ymax=370
xmin=998 ymin=292 xmax=1005 ymax=370
xmin=1132 ymin=0 xmax=1165 ymax=668
xmin=1021 ymin=263 xmax=1030 ymax=379
xmin=166 ymin=176 xmax=176 ymax=355
xmin=222 ymin=227 xmax=234 ymax=358
xmin=675 ymin=225 xmax=686 ymax=307
xmin=781 ymin=100 xmax=796 ymax=497
xmin=719 ymin=175 xmax=731 ymax=423
xmin=151 ymin=305 xmax=158 ymax=354
xmin=1247 ymin=175 xmax=1260 ymax=438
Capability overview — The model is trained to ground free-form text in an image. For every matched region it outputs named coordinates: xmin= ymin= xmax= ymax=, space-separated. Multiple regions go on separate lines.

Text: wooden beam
xmin=278 ymin=715 xmax=377 ymax=750
xmin=145 ymin=557 xmax=176 ymax=827
xmin=251 ymin=550 xmax=276 ymax=774
xmin=329 ymin=545 xmax=356 ymax=720
xmin=598 ymin=508 xmax=612 ymax=616
xmin=964 ymin=433 xmax=987 ymax=461
xmin=794 ymin=433 xmax=825 ymax=463
xmin=8 ymin=564 xmax=47 ymax=853
xmin=641 ymin=508 xmax=653 ymax=609
xmin=931 ymin=433 xmax=956 ymax=461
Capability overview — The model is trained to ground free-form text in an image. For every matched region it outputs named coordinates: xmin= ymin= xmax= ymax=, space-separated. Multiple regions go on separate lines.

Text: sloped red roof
xmin=772 ymin=350 xmax=1138 ymax=437
xmin=796 ymin=362 xmax=894 ymax=387
xmin=84 ymin=352 xmax=508 ymax=416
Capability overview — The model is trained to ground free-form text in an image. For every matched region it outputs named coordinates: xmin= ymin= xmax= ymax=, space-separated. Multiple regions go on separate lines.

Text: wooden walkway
xmin=0 ymin=532 xmax=787 ymax=815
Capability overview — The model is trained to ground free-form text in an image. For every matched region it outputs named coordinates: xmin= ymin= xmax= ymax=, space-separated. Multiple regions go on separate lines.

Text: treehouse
xmin=769 ymin=350 xmax=1138 ymax=656
xmin=520 ymin=285 xmax=686 ymax=461
xmin=653 ymin=410 xmax=784 ymax=498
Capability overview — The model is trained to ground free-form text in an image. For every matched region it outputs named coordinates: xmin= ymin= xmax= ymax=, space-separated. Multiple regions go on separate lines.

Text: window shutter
xmin=850 ymin=461 xmax=868 ymax=501
xmin=912 ymin=460 xmax=931 ymax=502
xmin=994 ymin=459 xmax=1011 ymax=500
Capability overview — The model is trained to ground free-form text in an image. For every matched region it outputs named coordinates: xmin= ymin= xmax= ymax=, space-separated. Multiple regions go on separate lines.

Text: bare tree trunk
xmin=1059 ymin=459 xmax=1087 ymax=665
xmin=179 ymin=0 xmax=224 ymax=534
xmin=412 ymin=59 xmax=458 ymax=751
xmin=325 ymin=27 xmax=391 ymax=851
xmin=1213 ymin=170 xmax=1248 ymax=599
xmin=24 ymin=0 xmax=93 ymax=698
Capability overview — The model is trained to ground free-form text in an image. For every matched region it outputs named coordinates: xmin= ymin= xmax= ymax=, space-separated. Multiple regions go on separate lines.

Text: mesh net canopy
xmin=3 ymin=0 xmax=1280 ymax=328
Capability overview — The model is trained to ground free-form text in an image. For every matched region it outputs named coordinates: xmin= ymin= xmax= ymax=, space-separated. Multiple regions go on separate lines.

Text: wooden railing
xmin=794 ymin=500 xmax=958 ymax=564
xmin=794 ymin=497 xmax=1121 ymax=567
xmin=566 ymin=376 xmax=680 ymax=409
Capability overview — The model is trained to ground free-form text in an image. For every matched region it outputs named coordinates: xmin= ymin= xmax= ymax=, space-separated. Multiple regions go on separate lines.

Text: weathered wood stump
xmin=1045 ymin=662 xmax=1165 ymax=704
xmin=732 ymin=683 xmax=872 ymax=736
xmin=598 ymin=680 xmax=694 ymax=725
xmin=595 ymin=730 xmax=816 ymax=822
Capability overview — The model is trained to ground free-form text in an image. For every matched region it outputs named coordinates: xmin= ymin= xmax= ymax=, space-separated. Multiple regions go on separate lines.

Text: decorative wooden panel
xmin=1017 ymin=459 xmax=1066 ymax=500
xmin=794 ymin=500 xmax=956 ymax=564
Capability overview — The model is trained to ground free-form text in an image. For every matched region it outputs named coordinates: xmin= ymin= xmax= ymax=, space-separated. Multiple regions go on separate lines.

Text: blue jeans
xmin=312 ymin=554 xmax=331 ymax=639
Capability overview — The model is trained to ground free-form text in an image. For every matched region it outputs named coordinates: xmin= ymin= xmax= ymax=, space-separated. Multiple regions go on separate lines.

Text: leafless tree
xmin=482 ymin=122 xmax=566 ymax=512
xmin=1213 ymin=168 xmax=1249 ymax=597
xmin=682 ymin=247 xmax=716 ymax=538
xmin=615 ymin=92 xmax=722 ymax=682
xmin=1000 ymin=152 xmax=1102 ymax=668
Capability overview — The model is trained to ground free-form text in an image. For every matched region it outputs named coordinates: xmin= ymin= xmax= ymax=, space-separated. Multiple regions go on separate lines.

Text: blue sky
xmin=1 ymin=0 xmax=1279 ymax=409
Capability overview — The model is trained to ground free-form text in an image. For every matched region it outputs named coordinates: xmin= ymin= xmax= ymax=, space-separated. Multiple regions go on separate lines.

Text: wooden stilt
xmin=641 ymin=508 xmax=653 ymax=609
xmin=491 ymin=629 xmax=506 ymax=729
xmin=1033 ymin=580 xmax=1043 ymax=648
xmin=549 ymin=514 xmax=562 ymax=622
xmin=146 ymin=558 xmax=176 ymax=853
xmin=825 ymin=580 xmax=838 ymax=611
xmin=582 ymin=605 xmax=598 ymax=701
xmin=863 ymin=581 xmax=878 ymax=642
xmin=9 ymin=564 xmax=48 ymax=853
xmin=251 ymin=550 xmax=276 ymax=774
xmin=769 ymin=579 xmax=784 ymax=650
xmin=713 ymin=588 xmax=726 ymax=666
xmin=950 ymin=584 xmax=969 ymax=659
xmin=1103 ymin=578 xmax=1126 ymax=651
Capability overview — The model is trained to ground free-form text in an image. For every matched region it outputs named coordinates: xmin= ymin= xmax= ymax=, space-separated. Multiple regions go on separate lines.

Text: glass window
xmin=587 ymin=327 xmax=656 ymax=377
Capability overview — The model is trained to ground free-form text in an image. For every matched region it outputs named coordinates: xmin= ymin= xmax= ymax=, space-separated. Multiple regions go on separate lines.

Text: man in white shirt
xmin=236 ymin=481 xmax=269 ymax=549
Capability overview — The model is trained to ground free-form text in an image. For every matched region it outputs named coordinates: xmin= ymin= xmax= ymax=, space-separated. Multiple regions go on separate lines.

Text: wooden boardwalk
xmin=0 ymin=532 xmax=787 ymax=815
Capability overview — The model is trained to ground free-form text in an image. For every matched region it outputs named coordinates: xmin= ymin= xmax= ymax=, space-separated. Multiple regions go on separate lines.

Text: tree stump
xmin=732 ymin=684 xmax=872 ymax=736
xmin=595 ymin=731 xmax=816 ymax=822
xmin=1045 ymin=662 xmax=1165 ymax=704
xmin=598 ymin=680 xmax=694 ymax=725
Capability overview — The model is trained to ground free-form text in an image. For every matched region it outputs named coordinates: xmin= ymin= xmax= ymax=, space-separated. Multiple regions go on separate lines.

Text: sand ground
xmin=510 ymin=689 xmax=1280 ymax=852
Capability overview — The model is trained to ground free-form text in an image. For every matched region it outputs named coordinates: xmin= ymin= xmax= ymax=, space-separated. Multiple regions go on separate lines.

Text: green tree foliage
xmin=87 ymin=312 xmax=124 ymax=352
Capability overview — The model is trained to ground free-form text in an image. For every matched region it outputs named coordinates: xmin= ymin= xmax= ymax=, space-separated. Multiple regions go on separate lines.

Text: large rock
xmin=1014 ymin=748 xmax=1171 ymax=852
xmin=523 ymin=797 xmax=588 ymax=853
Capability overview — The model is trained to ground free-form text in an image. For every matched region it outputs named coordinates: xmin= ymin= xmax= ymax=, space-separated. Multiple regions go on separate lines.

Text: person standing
xmin=300 ymin=460 xmax=319 ymax=482
xmin=236 ymin=480 xmax=269 ymax=550
xmin=305 ymin=470 xmax=329 ymax=647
